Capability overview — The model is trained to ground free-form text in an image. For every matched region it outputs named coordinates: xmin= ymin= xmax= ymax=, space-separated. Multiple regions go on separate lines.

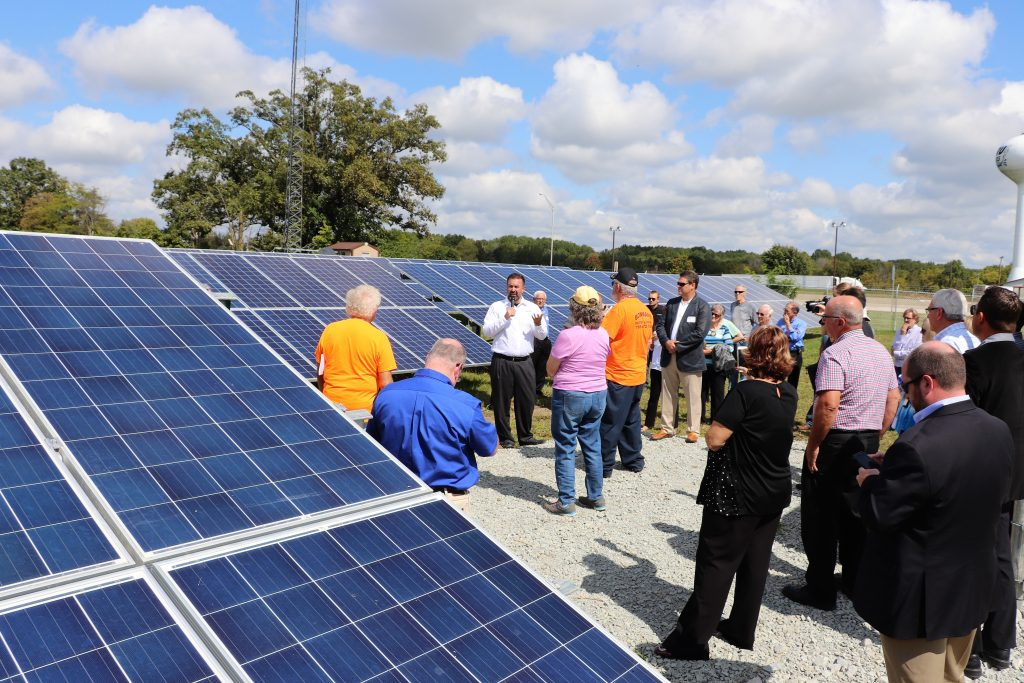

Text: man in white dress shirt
xmin=927 ymin=288 xmax=979 ymax=354
xmin=482 ymin=273 xmax=548 ymax=448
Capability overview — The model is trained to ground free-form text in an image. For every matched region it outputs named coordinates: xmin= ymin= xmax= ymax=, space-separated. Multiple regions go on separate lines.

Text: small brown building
xmin=328 ymin=241 xmax=379 ymax=257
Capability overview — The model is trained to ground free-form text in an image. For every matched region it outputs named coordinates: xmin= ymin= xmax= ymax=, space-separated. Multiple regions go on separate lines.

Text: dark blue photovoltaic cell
xmin=397 ymin=263 xmax=487 ymax=307
xmin=248 ymin=255 xmax=346 ymax=308
xmin=165 ymin=252 xmax=228 ymax=294
xmin=0 ymin=233 xmax=421 ymax=552
xmin=334 ymin=260 xmax=426 ymax=308
xmin=188 ymin=252 xmax=297 ymax=308
xmin=0 ymin=387 xmax=119 ymax=588
xmin=248 ymin=310 xmax=325 ymax=373
xmin=170 ymin=501 xmax=658 ymax=683
xmin=0 ymin=578 xmax=216 ymax=682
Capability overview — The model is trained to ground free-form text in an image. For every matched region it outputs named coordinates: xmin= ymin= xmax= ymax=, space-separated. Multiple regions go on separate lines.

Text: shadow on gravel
xmin=580 ymin=539 xmax=688 ymax=636
xmin=476 ymin=469 xmax=557 ymax=504
xmin=640 ymin=649 xmax=773 ymax=683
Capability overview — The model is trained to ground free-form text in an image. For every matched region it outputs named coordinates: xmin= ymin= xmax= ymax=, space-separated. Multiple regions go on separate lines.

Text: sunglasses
xmin=734 ymin=290 xmax=745 ymax=294
xmin=677 ymin=281 xmax=691 ymax=287
xmin=903 ymin=374 xmax=924 ymax=387
xmin=648 ymin=297 xmax=658 ymax=301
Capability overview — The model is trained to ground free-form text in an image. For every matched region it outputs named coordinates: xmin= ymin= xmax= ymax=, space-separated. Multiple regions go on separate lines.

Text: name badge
xmin=686 ymin=316 xmax=696 ymax=323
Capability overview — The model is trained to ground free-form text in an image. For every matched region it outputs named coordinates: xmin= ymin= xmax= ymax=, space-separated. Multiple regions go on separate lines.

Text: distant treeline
xmin=376 ymin=230 xmax=1010 ymax=293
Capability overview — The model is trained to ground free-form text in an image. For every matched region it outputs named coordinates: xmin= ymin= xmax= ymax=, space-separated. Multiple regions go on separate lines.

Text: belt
xmin=432 ymin=486 xmax=469 ymax=495
xmin=829 ymin=428 xmax=876 ymax=435
xmin=492 ymin=353 xmax=529 ymax=362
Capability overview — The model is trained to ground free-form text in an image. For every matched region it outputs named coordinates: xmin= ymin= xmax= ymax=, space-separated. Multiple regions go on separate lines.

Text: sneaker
xmin=519 ymin=437 xmax=544 ymax=447
xmin=685 ymin=431 xmax=699 ymax=443
xmin=577 ymin=496 xmax=607 ymax=511
xmin=650 ymin=429 xmax=673 ymax=441
xmin=964 ymin=654 xmax=983 ymax=680
xmin=542 ymin=501 xmax=576 ymax=517
xmin=500 ymin=440 xmax=515 ymax=449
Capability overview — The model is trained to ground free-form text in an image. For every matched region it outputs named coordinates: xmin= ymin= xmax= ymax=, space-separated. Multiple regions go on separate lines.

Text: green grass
xmin=462 ymin=321 xmax=899 ymax=450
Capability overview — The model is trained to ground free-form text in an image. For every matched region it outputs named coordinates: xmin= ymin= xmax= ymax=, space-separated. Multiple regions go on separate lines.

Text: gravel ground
xmin=470 ymin=434 xmax=1024 ymax=683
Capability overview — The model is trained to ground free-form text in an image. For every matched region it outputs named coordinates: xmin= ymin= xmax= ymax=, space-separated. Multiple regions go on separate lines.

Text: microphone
xmin=508 ymin=292 xmax=517 ymax=307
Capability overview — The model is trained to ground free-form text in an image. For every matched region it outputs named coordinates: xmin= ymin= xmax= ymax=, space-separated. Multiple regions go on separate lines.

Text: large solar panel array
xmin=166 ymin=250 xmax=494 ymax=376
xmin=0 ymin=232 xmax=662 ymax=682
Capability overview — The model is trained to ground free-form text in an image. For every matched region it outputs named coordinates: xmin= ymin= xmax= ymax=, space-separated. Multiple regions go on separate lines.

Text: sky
xmin=2 ymin=1 xmax=1023 ymax=268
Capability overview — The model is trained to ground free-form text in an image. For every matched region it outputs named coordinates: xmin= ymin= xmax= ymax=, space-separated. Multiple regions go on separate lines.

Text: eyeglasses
xmin=903 ymin=374 xmax=924 ymax=388
xmin=711 ymin=313 xmax=721 ymax=318
xmin=903 ymin=316 xmax=915 ymax=321
xmin=734 ymin=290 xmax=745 ymax=294
xmin=818 ymin=315 xmax=841 ymax=324
xmin=969 ymin=304 xmax=978 ymax=315
xmin=677 ymin=281 xmax=691 ymax=287
xmin=925 ymin=306 xmax=942 ymax=313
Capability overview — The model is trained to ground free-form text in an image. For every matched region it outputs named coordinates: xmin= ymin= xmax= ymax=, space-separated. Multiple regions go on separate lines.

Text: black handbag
xmin=696 ymin=443 xmax=741 ymax=517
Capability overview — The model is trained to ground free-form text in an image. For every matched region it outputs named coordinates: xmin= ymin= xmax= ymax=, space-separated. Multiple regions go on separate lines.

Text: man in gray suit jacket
xmin=855 ymin=342 xmax=1012 ymax=683
xmin=652 ymin=270 xmax=710 ymax=443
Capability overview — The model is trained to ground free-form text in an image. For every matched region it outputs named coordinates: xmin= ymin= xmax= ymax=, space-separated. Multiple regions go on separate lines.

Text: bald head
xmin=826 ymin=295 xmax=863 ymax=326
xmin=904 ymin=341 xmax=965 ymax=392
xmin=756 ymin=304 xmax=773 ymax=326
xmin=424 ymin=338 xmax=466 ymax=383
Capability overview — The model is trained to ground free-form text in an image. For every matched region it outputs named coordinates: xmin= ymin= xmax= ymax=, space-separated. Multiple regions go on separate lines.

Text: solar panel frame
xmin=0 ymin=232 xmax=428 ymax=559
xmin=305 ymin=309 xmax=423 ymax=374
xmin=395 ymin=263 xmax=487 ymax=307
xmin=188 ymin=252 xmax=299 ymax=309
xmin=156 ymin=498 xmax=665 ymax=683
xmin=247 ymin=255 xmax=346 ymax=308
xmin=232 ymin=310 xmax=316 ymax=378
xmin=0 ymin=569 xmax=232 ymax=682
xmin=333 ymin=260 xmax=426 ymax=308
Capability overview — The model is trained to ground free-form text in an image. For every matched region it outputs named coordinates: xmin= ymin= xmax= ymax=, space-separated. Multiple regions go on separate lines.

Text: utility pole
xmin=609 ymin=225 xmax=621 ymax=271
xmin=830 ymin=220 xmax=846 ymax=283
xmin=539 ymin=193 xmax=554 ymax=267
xmin=282 ymin=0 xmax=303 ymax=252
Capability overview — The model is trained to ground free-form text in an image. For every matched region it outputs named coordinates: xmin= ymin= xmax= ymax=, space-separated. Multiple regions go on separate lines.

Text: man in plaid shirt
xmin=783 ymin=295 xmax=900 ymax=611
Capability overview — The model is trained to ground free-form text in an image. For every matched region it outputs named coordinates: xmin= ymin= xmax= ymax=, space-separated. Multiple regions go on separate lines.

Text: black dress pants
xmin=644 ymin=369 xmax=662 ymax=429
xmin=786 ymin=349 xmax=802 ymax=390
xmin=490 ymin=355 xmax=535 ymax=443
xmin=972 ymin=503 xmax=1017 ymax=655
xmin=700 ymin=367 xmax=726 ymax=423
xmin=662 ymin=507 xmax=782 ymax=653
xmin=800 ymin=429 xmax=878 ymax=600
xmin=533 ymin=337 xmax=552 ymax=395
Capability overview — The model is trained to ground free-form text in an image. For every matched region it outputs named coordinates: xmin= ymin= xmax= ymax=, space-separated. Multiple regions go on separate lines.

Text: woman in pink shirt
xmin=543 ymin=286 xmax=611 ymax=516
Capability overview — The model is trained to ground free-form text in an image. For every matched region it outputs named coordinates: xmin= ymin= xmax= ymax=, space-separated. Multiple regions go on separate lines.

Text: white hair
xmin=931 ymin=288 xmax=968 ymax=322
xmin=345 ymin=284 xmax=382 ymax=319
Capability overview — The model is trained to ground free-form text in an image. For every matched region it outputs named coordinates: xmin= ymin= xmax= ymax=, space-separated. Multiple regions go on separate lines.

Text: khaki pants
xmin=880 ymin=631 xmax=975 ymax=683
xmin=660 ymin=362 xmax=702 ymax=435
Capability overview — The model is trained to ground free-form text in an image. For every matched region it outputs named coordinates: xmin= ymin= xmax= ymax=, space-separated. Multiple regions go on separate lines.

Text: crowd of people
xmin=314 ymin=274 xmax=1024 ymax=683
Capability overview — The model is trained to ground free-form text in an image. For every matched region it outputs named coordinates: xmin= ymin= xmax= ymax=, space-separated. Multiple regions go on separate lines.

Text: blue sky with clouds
xmin=2 ymin=1 xmax=1023 ymax=267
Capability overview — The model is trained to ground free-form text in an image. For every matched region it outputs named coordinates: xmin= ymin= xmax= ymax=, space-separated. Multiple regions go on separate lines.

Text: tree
xmin=17 ymin=181 xmax=114 ymax=235
xmin=761 ymin=244 xmax=812 ymax=275
xmin=155 ymin=68 xmax=446 ymax=249
xmin=0 ymin=158 xmax=68 ymax=229
xmin=117 ymin=218 xmax=168 ymax=244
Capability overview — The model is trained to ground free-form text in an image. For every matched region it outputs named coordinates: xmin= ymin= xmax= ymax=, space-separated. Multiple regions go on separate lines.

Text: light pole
xmin=539 ymin=193 xmax=554 ymax=267
xmin=999 ymin=255 xmax=1005 ymax=281
xmin=609 ymin=225 xmax=621 ymax=271
xmin=830 ymin=220 xmax=846 ymax=282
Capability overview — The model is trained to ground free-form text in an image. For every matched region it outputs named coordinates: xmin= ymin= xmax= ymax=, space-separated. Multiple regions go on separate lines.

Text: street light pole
xmin=538 ymin=193 xmax=554 ymax=267
xmin=830 ymin=220 xmax=846 ymax=282
xmin=609 ymin=225 xmax=621 ymax=271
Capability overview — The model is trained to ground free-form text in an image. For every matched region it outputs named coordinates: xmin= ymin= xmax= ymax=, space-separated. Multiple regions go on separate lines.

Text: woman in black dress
xmin=656 ymin=325 xmax=797 ymax=660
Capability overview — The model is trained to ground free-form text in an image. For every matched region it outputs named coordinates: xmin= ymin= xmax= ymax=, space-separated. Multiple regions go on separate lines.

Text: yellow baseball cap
xmin=572 ymin=286 xmax=601 ymax=306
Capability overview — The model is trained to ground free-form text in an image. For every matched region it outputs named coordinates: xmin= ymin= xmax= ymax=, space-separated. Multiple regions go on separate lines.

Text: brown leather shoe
xmin=650 ymin=430 xmax=673 ymax=441
xmin=685 ymin=431 xmax=699 ymax=443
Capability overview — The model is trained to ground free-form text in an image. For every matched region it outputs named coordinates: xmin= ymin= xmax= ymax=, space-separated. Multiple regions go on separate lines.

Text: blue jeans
xmin=551 ymin=388 xmax=607 ymax=508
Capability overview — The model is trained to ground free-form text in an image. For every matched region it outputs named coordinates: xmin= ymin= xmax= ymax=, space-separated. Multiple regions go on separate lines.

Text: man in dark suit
xmin=963 ymin=286 xmax=1024 ymax=678
xmin=854 ymin=342 xmax=1013 ymax=683
xmin=652 ymin=270 xmax=710 ymax=443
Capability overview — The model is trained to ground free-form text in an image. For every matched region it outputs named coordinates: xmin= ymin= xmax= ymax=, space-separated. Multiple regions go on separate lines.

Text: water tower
xmin=996 ymin=134 xmax=1024 ymax=282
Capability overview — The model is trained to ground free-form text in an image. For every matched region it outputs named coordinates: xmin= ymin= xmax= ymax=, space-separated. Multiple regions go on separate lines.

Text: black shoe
xmin=519 ymin=437 xmax=544 ymax=447
xmin=781 ymin=584 xmax=836 ymax=611
xmin=500 ymin=440 xmax=515 ymax=449
xmin=654 ymin=644 xmax=709 ymax=661
xmin=714 ymin=620 xmax=753 ymax=651
xmin=981 ymin=648 xmax=1012 ymax=670
xmin=602 ymin=470 xmax=613 ymax=479
xmin=964 ymin=654 xmax=983 ymax=680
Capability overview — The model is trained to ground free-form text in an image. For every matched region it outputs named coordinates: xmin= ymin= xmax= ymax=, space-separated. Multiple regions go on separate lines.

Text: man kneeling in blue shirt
xmin=369 ymin=338 xmax=499 ymax=511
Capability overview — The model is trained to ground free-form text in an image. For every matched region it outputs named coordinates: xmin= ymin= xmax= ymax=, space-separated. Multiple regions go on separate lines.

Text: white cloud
xmin=992 ymin=82 xmax=1024 ymax=118
xmin=23 ymin=106 xmax=170 ymax=167
xmin=615 ymin=0 xmax=994 ymax=123
xmin=715 ymin=115 xmax=776 ymax=157
xmin=58 ymin=6 xmax=364 ymax=108
xmin=414 ymin=77 xmax=525 ymax=142
xmin=530 ymin=53 xmax=691 ymax=182
xmin=0 ymin=43 xmax=56 ymax=108
xmin=313 ymin=0 xmax=654 ymax=59
xmin=438 ymin=141 xmax=517 ymax=176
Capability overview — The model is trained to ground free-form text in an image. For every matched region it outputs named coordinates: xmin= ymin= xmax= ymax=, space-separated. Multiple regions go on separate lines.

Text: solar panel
xmin=0 ymin=575 xmax=223 ymax=681
xmin=0 ymin=380 xmax=121 ymax=591
xmin=337 ymin=260 xmax=426 ymax=308
xmin=396 ymin=263 xmax=486 ymax=307
xmin=456 ymin=306 xmax=489 ymax=326
xmin=165 ymin=251 xmax=228 ymax=294
xmin=248 ymin=309 xmax=325 ymax=371
xmin=306 ymin=309 xmax=424 ymax=374
xmin=189 ymin=252 xmax=298 ymax=308
xmin=0 ymin=232 xmax=423 ymax=553
xmin=164 ymin=500 xmax=661 ymax=683
xmin=249 ymin=255 xmax=346 ymax=308
xmin=233 ymin=310 xmax=316 ymax=377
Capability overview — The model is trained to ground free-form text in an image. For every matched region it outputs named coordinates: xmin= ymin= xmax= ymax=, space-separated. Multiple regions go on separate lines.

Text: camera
xmin=805 ymin=296 xmax=830 ymax=313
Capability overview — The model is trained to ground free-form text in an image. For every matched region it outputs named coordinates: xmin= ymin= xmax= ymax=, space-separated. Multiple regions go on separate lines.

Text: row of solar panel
xmin=166 ymin=250 xmax=495 ymax=375
xmin=0 ymin=232 xmax=661 ymax=681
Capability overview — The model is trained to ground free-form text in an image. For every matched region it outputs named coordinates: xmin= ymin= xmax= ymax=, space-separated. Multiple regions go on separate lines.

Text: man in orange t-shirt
xmin=315 ymin=284 xmax=396 ymax=412
xmin=600 ymin=267 xmax=654 ymax=476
